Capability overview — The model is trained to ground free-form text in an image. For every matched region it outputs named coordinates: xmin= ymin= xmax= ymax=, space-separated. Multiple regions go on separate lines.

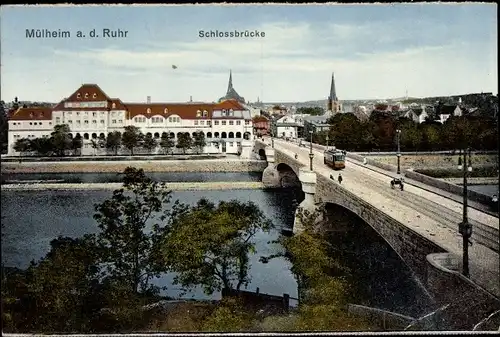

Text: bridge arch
xmin=319 ymin=200 xmax=421 ymax=281
xmin=276 ymin=163 xmax=301 ymax=188
xmin=258 ymin=149 xmax=266 ymax=160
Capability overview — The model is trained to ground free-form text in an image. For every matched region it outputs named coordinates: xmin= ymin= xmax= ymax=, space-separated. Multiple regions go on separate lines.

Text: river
xmin=0 ymin=172 xmax=433 ymax=317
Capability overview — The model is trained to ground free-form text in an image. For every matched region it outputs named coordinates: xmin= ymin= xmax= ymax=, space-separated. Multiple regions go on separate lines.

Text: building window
xmin=229 ymin=142 xmax=233 ymax=147
xmin=146 ymin=108 xmax=151 ymax=114
xmin=92 ymin=112 xmax=97 ymax=117
xmin=118 ymin=119 xmax=123 ymax=124
xmin=100 ymin=120 xmax=105 ymax=124
xmin=85 ymin=93 xmax=89 ymax=98
xmin=67 ymin=112 xmax=72 ymax=115
xmin=112 ymin=103 xmax=116 ymax=109
xmin=68 ymin=120 xmax=72 ymax=123
xmin=194 ymin=121 xmax=198 ymax=125
xmin=84 ymin=120 xmax=89 ymax=124
xmin=222 ymin=121 xmax=226 ymax=125
xmin=112 ymin=120 xmax=117 ymax=124
xmin=229 ymin=109 xmax=233 ymax=116
xmin=164 ymin=108 xmax=169 ymax=114
xmin=92 ymin=120 xmax=97 ymax=124
xmin=214 ymin=121 xmax=219 ymax=125
xmin=200 ymin=121 xmax=204 ymax=125
xmin=76 ymin=112 xmax=80 ymax=116
xmin=221 ymin=110 xmax=226 ymax=116
xmin=76 ymin=120 xmax=81 ymax=124
xmin=55 ymin=117 xmax=60 ymax=123
xmin=203 ymin=110 xmax=208 ymax=117
xmin=196 ymin=110 xmax=202 ymax=117
xmin=245 ymin=120 xmax=250 ymax=125
xmin=236 ymin=121 xmax=241 ymax=125
xmin=93 ymin=93 xmax=97 ymax=98
xmin=229 ymin=121 xmax=234 ymax=125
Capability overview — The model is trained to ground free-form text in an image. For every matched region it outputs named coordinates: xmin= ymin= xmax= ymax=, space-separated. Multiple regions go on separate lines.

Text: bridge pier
xmin=239 ymin=139 xmax=254 ymax=159
xmin=262 ymin=148 xmax=280 ymax=188
xmin=293 ymin=168 xmax=318 ymax=234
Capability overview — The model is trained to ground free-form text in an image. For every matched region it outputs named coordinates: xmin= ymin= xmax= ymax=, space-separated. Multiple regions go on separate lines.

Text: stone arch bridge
xmin=252 ymin=139 xmax=500 ymax=328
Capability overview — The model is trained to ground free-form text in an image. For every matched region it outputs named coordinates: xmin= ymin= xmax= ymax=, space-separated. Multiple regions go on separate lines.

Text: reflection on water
xmin=1 ymin=174 xmax=431 ymax=316
xmin=1 ymin=188 xmax=298 ymax=301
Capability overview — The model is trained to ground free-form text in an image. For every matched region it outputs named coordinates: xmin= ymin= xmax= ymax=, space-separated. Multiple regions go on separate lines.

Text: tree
xmin=106 ymin=131 xmax=122 ymax=155
xmin=177 ymin=132 xmax=193 ymax=154
xmin=51 ymin=124 xmax=72 ymax=156
xmin=159 ymin=133 xmax=175 ymax=155
xmin=297 ymin=107 xmax=324 ymax=116
xmin=93 ymin=167 xmax=173 ymax=295
xmin=2 ymin=235 xmax=102 ymax=332
xmin=0 ymin=100 xmax=8 ymax=153
xmin=29 ymin=137 xmax=53 ymax=156
xmin=162 ymin=198 xmax=273 ymax=295
xmin=13 ymin=138 xmax=31 ymax=158
xmin=143 ymin=134 xmax=157 ymax=154
xmin=122 ymin=126 xmax=142 ymax=156
xmin=193 ymin=131 xmax=206 ymax=154
xmin=71 ymin=136 xmax=83 ymax=156
xmin=327 ymin=113 xmax=363 ymax=151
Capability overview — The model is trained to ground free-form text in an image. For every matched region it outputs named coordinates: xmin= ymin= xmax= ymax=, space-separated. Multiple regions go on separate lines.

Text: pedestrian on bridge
xmin=338 ymin=173 xmax=343 ymax=184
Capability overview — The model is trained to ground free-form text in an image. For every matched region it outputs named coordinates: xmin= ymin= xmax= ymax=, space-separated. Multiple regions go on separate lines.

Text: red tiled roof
xmin=125 ymin=103 xmax=214 ymax=120
xmin=252 ymin=115 xmax=269 ymax=123
xmin=110 ymin=98 xmax=127 ymax=110
xmin=53 ymin=84 xmax=113 ymax=110
xmin=213 ymin=99 xmax=246 ymax=110
xmin=10 ymin=107 xmax=52 ymax=121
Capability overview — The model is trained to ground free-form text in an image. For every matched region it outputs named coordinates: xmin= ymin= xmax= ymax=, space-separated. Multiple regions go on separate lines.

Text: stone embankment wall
xmin=404 ymin=169 xmax=496 ymax=205
xmin=426 ymin=253 xmax=500 ymax=330
xmin=1 ymin=159 xmax=268 ymax=174
xmin=1 ymin=181 xmax=266 ymax=191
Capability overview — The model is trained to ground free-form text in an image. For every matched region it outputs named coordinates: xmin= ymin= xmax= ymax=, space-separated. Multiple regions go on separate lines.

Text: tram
xmin=323 ymin=147 xmax=346 ymax=170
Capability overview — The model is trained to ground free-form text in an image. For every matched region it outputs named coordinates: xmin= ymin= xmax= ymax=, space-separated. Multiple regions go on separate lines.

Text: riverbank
xmin=0 ymin=181 xmax=266 ymax=191
xmin=1 ymin=159 xmax=268 ymax=174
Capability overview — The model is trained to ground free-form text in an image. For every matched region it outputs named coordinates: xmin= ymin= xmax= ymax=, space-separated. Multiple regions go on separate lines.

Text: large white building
xmin=7 ymin=83 xmax=254 ymax=157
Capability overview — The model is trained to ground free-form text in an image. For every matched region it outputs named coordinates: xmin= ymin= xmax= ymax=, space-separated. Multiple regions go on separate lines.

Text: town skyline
xmin=1 ymin=4 xmax=497 ymax=102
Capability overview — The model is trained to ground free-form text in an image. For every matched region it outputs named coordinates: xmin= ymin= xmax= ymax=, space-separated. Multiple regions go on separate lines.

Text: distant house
xmin=252 ymin=115 xmax=270 ymax=136
xmin=275 ymin=115 xmax=300 ymax=139
xmin=303 ymin=115 xmax=331 ymax=136
xmin=435 ymin=104 xmax=463 ymax=124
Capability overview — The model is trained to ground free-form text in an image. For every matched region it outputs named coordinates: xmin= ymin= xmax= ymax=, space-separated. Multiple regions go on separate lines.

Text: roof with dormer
xmin=9 ymin=83 xmax=252 ymax=121
xmin=9 ymin=107 xmax=52 ymax=121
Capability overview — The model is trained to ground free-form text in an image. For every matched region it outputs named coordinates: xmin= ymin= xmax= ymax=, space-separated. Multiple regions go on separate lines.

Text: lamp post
xmin=309 ymin=130 xmax=314 ymax=171
xmin=396 ymin=129 xmax=401 ymax=175
xmin=458 ymin=147 xmax=473 ymax=277
xmin=326 ymin=134 xmax=329 ymax=151
xmin=271 ymin=123 xmax=275 ymax=148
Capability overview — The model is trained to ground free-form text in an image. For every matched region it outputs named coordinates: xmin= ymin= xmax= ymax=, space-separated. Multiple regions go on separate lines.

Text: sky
xmin=0 ymin=3 xmax=497 ymax=103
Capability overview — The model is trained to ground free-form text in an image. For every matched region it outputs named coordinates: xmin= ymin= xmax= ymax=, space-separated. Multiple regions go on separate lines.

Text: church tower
xmin=218 ymin=69 xmax=246 ymax=104
xmin=327 ymin=72 xmax=341 ymax=113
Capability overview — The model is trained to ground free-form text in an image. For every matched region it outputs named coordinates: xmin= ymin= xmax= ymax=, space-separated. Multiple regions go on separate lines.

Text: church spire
xmin=329 ymin=72 xmax=337 ymax=102
xmin=227 ymin=69 xmax=233 ymax=94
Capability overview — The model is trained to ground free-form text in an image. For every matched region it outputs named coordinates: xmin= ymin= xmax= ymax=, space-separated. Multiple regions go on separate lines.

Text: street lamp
xmin=309 ymin=130 xmax=314 ymax=171
xmin=396 ymin=129 xmax=401 ymax=175
xmin=326 ymin=134 xmax=329 ymax=151
xmin=457 ymin=147 xmax=473 ymax=277
xmin=271 ymin=123 xmax=275 ymax=148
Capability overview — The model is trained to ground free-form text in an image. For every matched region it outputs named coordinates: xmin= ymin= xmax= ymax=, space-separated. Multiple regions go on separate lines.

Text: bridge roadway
xmin=269 ymin=138 xmax=500 ymax=298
